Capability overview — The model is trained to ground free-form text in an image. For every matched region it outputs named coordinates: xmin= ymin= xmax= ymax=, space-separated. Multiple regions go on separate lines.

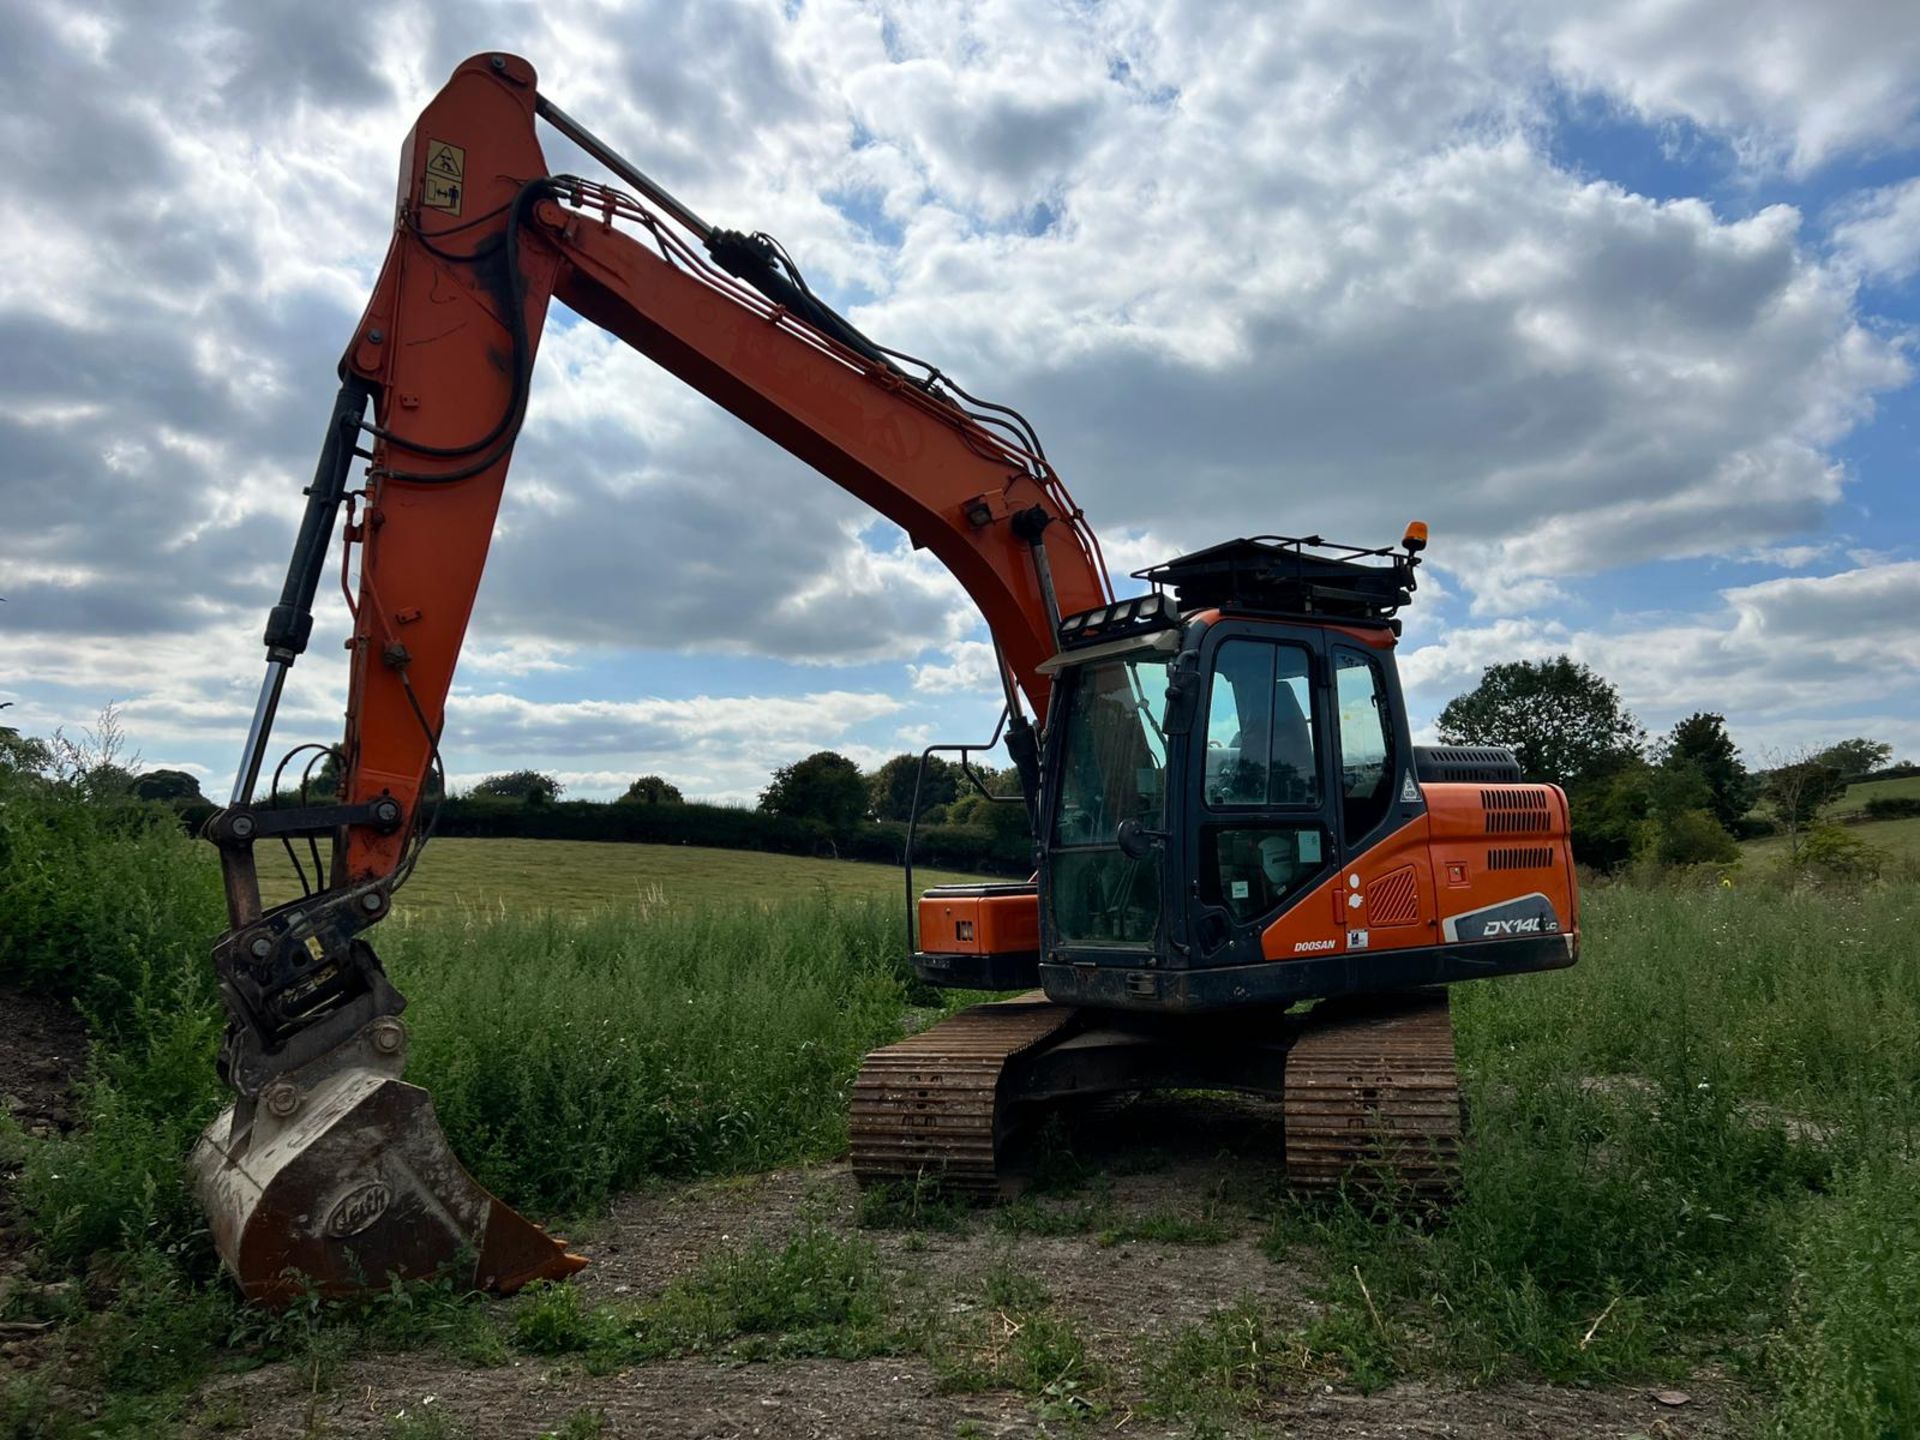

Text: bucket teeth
xmin=191 ymin=1065 xmax=583 ymax=1305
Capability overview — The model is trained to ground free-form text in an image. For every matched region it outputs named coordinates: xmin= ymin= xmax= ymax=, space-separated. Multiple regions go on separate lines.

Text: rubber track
xmin=849 ymin=995 xmax=1077 ymax=1196
xmin=1282 ymin=988 xmax=1462 ymax=1197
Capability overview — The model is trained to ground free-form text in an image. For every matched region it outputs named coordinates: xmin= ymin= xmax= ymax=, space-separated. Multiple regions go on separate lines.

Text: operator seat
xmin=1271 ymin=686 xmax=1313 ymax=802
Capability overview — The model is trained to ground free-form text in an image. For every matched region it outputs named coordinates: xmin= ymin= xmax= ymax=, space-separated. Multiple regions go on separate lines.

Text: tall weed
xmin=381 ymin=893 xmax=913 ymax=1214
xmin=1274 ymin=881 xmax=1920 ymax=1422
xmin=5 ymin=775 xmax=1917 ymax=1436
xmin=1769 ymin=1157 xmax=1920 ymax=1438
xmin=0 ymin=773 xmax=225 ymax=1034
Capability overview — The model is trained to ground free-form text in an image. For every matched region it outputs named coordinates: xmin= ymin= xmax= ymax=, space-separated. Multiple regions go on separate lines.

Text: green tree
xmin=1812 ymin=737 xmax=1893 ymax=779
xmin=1763 ymin=758 xmax=1847 ymax=857
xmin=760 ymin=751 xmax=867 ymax=834
xmin=867 ymin=753 xmax=958 ymax=823
xmin=948 ymin=791 xmax=1032 ymax=844
xmin=1436 ymin=656 xmax=1644 ymax=788
xmin=619 ymin=775 xmax=684 ymax=805
xmin=945 ymin=763 xmax=1030 ymax=842
xmin=131 ymin=768 xmax=205 ymax=805
xmin=0 ymin=724 xmax=51 ymax=774
xmin=1794 ymin=824 xmax=1889 ymax=885
xmin=473 ymin=769 xmax=563 ymax=805
xmin=1651 ymin=808 xmax=1740 ymax=867
xmin=1568 ymin=757 xmax=1655 ymax=872
xmin=1658 ymin=712 xmax=1752 ymax=831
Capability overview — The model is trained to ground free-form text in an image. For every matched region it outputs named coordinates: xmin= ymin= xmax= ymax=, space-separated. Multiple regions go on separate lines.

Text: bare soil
xmin=198 ymin=1093 xmax=1748 ymax=1439
xmin=0 ymin=983 xmax=88 ymax=1371
xmin=0 ymin=984 xmax=87 ymax=1137
xmin=210 ymin=1349 xmax=1739 ymax=1439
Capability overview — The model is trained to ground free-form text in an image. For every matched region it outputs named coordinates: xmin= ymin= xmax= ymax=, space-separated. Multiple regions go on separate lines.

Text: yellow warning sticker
xmin=422 ymin=139 xmax=465 ymax=215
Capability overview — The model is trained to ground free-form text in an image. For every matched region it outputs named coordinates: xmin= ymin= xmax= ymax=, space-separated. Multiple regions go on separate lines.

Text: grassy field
xmin=256 ymin=834 xmax=991 ymax=918
xmin=5 ymin=783 xmax=1920 ymax=1436
xmin=1829 ymin=772 xmax=1920 ymax=814
xmin=1742 ymin=813 xmax=1920 ymax=866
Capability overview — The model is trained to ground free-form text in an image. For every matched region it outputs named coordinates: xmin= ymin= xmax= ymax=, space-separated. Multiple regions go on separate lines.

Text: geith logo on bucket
xmin=324 ymin=1181 xmax=393 ymax=1238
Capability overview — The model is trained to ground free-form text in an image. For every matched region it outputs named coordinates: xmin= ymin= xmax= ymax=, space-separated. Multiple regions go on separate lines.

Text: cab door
xmin=1323 ymin=636 xmax=1432 ymax=951
xmin=1327 ymin=641 xmax=1410 ymax=861
xmin=1181 ymin=621 xmax=1340 ymax=968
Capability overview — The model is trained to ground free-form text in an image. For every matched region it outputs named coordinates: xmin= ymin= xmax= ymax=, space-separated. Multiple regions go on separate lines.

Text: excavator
xmin=192 ymin=54 xmax=1580 ymax=1303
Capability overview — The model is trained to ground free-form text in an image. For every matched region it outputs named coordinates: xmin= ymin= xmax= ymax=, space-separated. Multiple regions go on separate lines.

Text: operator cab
xmin=910 ymin=526 xmax=1577 ymax=1012
xmin=1038 ymin=530 xmax=1424 ymax=1002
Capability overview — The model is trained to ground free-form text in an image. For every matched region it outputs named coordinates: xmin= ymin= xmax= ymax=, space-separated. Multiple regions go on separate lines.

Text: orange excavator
xmin=193 ymin=54 xmax=1580 ymax=1303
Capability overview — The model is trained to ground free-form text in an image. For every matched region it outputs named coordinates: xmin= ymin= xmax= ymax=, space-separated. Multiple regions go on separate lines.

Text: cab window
xmin=1202 ymin=824 xmax=1328 ymax=921
xmin=1335 ymin=650 xmax=1393 ymax=838
xmin=1203 ymin=640 xmax=1318 ymax=808
xmin=1048 ymin=654 xmax=1170 ymax=947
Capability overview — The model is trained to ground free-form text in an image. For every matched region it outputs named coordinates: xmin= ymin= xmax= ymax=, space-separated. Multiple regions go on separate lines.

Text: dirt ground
xmin=0 ymin=984 xmax=87 ymax=1138
xmin=0 ymin=984 xmax=87 ymax=1276
xmin=214 ymin=1349 xmax=1733 ymax=1440
xmin=199 ymin=1096 xmax=1748 ymax=1440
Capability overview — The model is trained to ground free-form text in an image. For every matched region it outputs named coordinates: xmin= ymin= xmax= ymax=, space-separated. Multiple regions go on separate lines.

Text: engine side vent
xmin=1365 ymin=865 xmax=1421 ymax=926
xmin=1487 ymin=846 xmax=1554 ymax=871
xmin=1480 ymin=786 xmax=1553 ymax=835
xmin=1414 ymin=744 xmax=1522 ymax=784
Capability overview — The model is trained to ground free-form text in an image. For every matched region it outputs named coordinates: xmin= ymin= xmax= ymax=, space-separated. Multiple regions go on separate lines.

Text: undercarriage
xmin=851 ymin=987 xmax=1462 ymax=1198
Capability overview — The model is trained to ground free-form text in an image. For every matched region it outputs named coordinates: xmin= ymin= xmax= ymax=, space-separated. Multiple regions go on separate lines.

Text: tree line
xmin=452 ymin=751 xmax=1024 ymax=835
xmin=0 ymin=711 xmax=1037 ymax=875
xmin=1436 ymin=656 xmax=1909 ymax=871
xmin=430 ymin=752 xmax=1031 ymax=869
xmin=12 ymin=659 xmax=1909 ymax=883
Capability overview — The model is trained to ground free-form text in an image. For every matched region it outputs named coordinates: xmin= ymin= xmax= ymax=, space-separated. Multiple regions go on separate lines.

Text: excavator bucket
xmin=189 ymin=1018 xmax=583 ymax=1305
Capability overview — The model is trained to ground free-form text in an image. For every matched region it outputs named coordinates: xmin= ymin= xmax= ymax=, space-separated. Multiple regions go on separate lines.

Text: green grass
xmin=1829 ymin=772 xmax=1920 ymax=815
xmin=511 ymin=1223 xmax=894 ymax=1366
xmin=7 ymin=774 xmax=1920 ymax=1436
xmin=1142 ymin=1297 xmax=1340 ymax=1422
xmin=386 ymin=893 xmax=919 ymax=1214
xmin=256 ymin=835 xmax=989 ymax=918
xmin=1272 ymin=881 xmax=1920 ymax=1431
xmin=927 ymin=1262 xmax=1104 ymax=1417
xmin=1741 ymin=813 xmax=1920 ymax=866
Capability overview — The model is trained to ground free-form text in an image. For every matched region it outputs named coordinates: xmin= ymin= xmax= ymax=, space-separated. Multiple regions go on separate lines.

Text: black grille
xmin=1487 ymin=846 xmax=1554 ymax=871
xmin=1414 ymin=745 xmax=1523 ymax=784
xmin=1480 ymin=787 xmax=1553 ymax=834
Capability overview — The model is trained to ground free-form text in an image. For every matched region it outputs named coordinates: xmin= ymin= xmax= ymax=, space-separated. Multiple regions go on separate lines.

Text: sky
xmin=2 ymin=0 xmax=1917 ymax=803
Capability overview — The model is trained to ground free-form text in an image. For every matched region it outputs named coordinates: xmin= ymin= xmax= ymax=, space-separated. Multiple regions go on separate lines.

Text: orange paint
xmin=337 ymin=55 xmax=1106 ymax=884
xmin=919 ymin=890 xmax=1041 ymax=956
xmin=1260 ymin=783 xmax=1577 ymax=961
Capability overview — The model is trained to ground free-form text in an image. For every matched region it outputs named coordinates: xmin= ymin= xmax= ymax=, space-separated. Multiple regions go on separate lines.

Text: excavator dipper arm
xmin=195 ymin=53 xmax=1107 ymax=1302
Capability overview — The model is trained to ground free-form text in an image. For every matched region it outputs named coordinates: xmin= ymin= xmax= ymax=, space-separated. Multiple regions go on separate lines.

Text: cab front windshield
xmin=1048 ymin=654 xmax=1170 ymax=947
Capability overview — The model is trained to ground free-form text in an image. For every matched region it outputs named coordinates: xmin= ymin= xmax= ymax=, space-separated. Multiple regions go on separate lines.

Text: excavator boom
xmin=196 ymin=54 xmax=1107 ymax=1303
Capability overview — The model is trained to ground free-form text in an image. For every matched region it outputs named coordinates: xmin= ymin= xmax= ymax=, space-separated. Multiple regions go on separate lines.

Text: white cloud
xmin=1404 ymin=561 xmax=1920 ymax=751
xmin=1541 ymin=0 xmax=1920 ymax=174
xmin=459 ymin=638 xmax=579 ymax=677
xmin=1738 ymin=542 xmax=1842 ymax=570
xmin=0 ymin=0 xmax=1914 ymax=792
xmin=909 ymin=641 xmax=1002 ymax=695
xmin=1830 ymin=177 xmax=1920 ymax=284
xmin=442 ymin=688 xmax=903 ymax=801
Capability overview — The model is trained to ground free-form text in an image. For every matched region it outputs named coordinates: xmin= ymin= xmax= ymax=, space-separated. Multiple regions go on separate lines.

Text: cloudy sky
xmin=3 ymin=0 xmax=1918 ymax=801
